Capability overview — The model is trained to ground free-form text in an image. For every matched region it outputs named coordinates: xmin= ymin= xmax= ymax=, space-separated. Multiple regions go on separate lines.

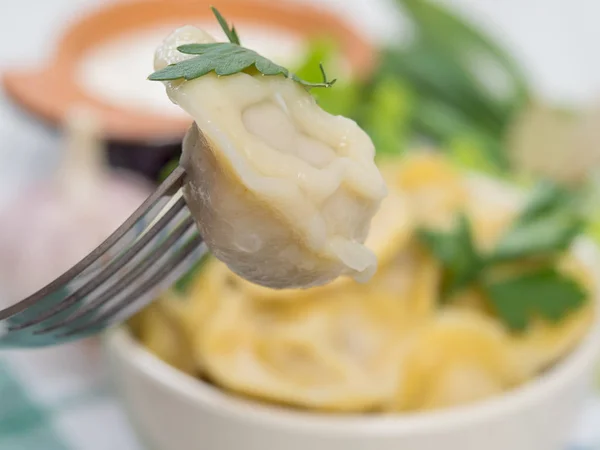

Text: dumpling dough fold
xmin=155 ymin=26 xmax=387 ymax=289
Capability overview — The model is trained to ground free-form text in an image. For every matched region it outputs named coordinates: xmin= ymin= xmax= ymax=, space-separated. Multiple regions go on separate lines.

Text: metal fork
xmin=0 ymin=165 xmax=207 ymax=348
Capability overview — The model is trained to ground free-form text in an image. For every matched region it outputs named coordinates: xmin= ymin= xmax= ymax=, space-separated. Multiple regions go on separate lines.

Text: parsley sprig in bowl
xmin=419 ymin=180 xmax=588 ymax=333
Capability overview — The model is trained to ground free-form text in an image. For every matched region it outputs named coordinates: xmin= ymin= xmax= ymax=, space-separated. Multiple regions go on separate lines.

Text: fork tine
xmin=0 ymin=166 xmax=186 ymax=321
xmin=33 ymin=214 xmax=196 ymax=334
xmin=8 ymin=196 xmax=189 ymax=331
xmin=57 ymin=235 xmax=206 ymax=338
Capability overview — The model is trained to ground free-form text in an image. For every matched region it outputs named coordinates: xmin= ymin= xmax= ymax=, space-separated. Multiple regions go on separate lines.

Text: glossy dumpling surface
xmin=154 ymin=27 xmax=387 ymax=289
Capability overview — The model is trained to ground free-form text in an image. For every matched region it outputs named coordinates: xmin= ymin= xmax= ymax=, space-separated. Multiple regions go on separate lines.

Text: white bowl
xmin=104 ymin=241 xmax=600 ymax=450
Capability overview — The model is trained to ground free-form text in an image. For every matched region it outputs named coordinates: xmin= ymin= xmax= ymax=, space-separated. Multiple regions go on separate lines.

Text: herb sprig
xmin=149 ymin=7 xmax=336 ymax=88
xmin=211 ymin=6 xmax=241 ymax=46
xmin=419 ymin=181 xmax=588 ymax=331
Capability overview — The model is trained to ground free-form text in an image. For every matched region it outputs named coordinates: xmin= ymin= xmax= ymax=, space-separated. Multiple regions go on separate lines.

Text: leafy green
xmin=361 ymin=76 xmax=413 ymax=158
xmin=149 ymin=42 xmax=336 ymax=88
xmin=491 ymin=212 xmax=582 ymax=262
xmin=395 ymin=0 xmax=529 ymax=117
xmin=292 ymin=39 xmax=359 ymax=116
xmin=148 ymin=8 xmax=335 ymax=88
xmin=409 ymin=95 xmax=510 ymax=170
xmin=418 ymin=214 xmax=481 ymax=297
xmin=484 ymin=268 xmax=587 ymax=331
xmin=517 ymin=181 xmax=574 ymax=223
xmin=447 ymin=133 xmax=505 ymax=177
xmin=490 ymin=182 xmax=583 ymax=262
xmin=373 ymin=0 xmax=532 ymax=172
xmin=419 ymin=181 xmax=589 ymax=331
xmin=158 ymin=158 xmax=179 ymax=183
xmin=380 ymin=45 xmax=503 ymax=136
xmin=210 ymin=6 xmax=241 ymax=45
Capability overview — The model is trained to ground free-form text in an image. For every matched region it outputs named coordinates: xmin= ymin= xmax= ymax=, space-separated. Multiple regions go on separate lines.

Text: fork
xmin=0 ymin=165 xmax=207 ymax=348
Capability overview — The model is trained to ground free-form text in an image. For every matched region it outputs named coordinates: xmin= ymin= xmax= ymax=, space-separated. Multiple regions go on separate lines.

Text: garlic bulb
xmin=0 ymin=108 xmax=151 ymax=306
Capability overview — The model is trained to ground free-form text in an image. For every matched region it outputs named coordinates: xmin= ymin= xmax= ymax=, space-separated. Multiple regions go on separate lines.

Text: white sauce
xmin=76 ymin=23 xmax=308 ymax=119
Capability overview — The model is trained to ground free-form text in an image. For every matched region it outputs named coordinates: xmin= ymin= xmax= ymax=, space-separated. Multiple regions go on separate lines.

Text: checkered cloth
xmin=0 ymin=338 xmax=598 ymax=450
xmin=0 ymin=339 xmax=144 ymax=450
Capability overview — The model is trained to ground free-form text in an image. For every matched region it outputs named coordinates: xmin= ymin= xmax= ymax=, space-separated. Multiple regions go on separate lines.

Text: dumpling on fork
xmin=150 ymin=14 xmax=387 ymax=289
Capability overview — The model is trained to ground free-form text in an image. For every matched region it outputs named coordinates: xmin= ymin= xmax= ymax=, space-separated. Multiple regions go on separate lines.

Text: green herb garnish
xmin=210 ymin=6 xmax=241 ymax=46
xmin=361 ymin=75 xmax=412 ymax=159
xmin=484 ymin=267 xmax=587 ymax=331
xmin=419 ymin=214 xmax=480 ymax=297
xmin=418 ymin=181 xmax=588 ymax=331
xmin=490 ymin=182 xmax=583 ymax=262
xmin=292 ymin=38 xmax=358 ymax=116
xmin=149 ymin=7 xmax=336 ymax=88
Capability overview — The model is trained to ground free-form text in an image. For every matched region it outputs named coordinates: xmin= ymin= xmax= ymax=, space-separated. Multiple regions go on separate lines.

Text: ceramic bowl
xmin=2 ymin=0 xmax=374 ymax=143
xmin=104 ymin=240 xmax=600 ymax=450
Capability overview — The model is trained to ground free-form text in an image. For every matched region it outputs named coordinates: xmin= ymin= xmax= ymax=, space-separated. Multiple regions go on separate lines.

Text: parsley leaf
xmin=150 ymin=43 xmax=336 ymax=88
xmin=148 ymin=8 xmax=336 ymax=88
xmin=490 ymin=182 xmax=584 ymax=262
xmin=418 ymin=214 xmax=481 ymax=297
xmin=418 ymin=180 xmax=589 ymax=331
xmin=517 ymin=181 xmax=572 ymax=223
xmin=484 ymin=267 xmax=587 ymax=331
xmin=210 ymin=6 xmax=241 ymax=45
xmin=490 ymin=211 xmax=582 ymax=262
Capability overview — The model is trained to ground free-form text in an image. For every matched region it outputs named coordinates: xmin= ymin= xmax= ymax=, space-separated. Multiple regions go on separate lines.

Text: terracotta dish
xmin=3 ymin=0 xmax=375 ymax=143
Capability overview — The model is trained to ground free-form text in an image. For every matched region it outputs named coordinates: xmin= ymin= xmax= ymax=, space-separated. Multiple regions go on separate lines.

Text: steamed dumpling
xmin=154 ymin=27 xmax=387 ymax=289
xmin=195 ymin=268 xmax=405 ymax=411
xmin=219 ymin=180 xmax=414 ymax=303
xmin=393 ymin=309 xmax=526 ymax=411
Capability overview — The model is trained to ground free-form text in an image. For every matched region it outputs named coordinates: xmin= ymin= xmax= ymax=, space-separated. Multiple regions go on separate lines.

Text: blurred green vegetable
xmin=377 ymin=0 xmax=531 ymax=171
xmin=419 ymin=181 xmax=588 ymax=331
xmin=419 ymin=213 xmax=481 ymax=298
xmin=379 ymin=45 xmax=503 ymax=136
xmin=360 ymin=76 xmax=413 ymax=159
xmin=395 ymin=0 xmax=529 ymax=107
xmin=293 ymin=39 xmax=360 ymax=117
xmin=484 ymin=268 xmax=587 ymax=332
xmin=447 ymin=134 xmax=505 ymax=177
xmin=490 ymin=181 xmax=584 ymax=262
xmin=158 ymin=158 xmax=179 ymax=183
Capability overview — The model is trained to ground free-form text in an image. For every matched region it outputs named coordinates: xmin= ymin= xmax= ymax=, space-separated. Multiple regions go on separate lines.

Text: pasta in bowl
xmin=105 ymin=153 xmax=600 ymax=450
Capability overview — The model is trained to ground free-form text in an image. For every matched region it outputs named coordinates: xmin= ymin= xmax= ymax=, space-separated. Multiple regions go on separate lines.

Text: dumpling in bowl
xmin=153 ymin=26 xmax=387 ymax=289
xmin=195 ymin=269 xmax=405 ymax=412
xmin=392 ymin=309 xmax=526 ymax=411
